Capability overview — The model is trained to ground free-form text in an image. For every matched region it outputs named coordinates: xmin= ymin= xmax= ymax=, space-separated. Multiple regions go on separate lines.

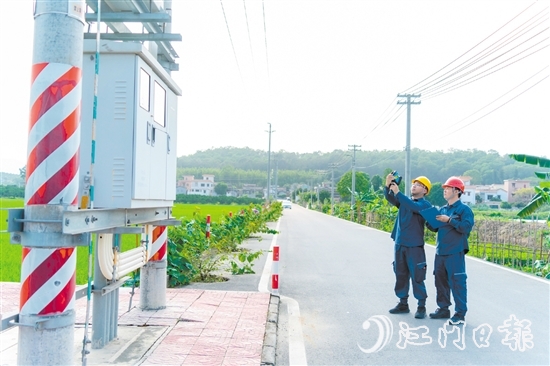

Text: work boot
xmin=429 ymin=308 xmax=451 ymax=319
xmin=449 ymin=313 xmax=465 ymax=324
xmin=414 ymin=306 xmax=426 ymax=319
xmin=389 ymin=302 xmax=410 ymax=314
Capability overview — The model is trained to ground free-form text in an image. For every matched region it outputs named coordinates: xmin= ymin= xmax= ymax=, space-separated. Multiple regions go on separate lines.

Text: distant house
xmin=458 ymin=179 xmax=532 ymax=207
xmin=241 ymin=184 xmax=263 ymax=198
xmin=503 ymin=179 xmax=531 ymax=203
xmin=456 ymin=176 xmax=475 ymax=205
xmin=475 ymin=184 xmax=508 ymax=203
xmin=177 ymin=174 xmax=215 ymax=196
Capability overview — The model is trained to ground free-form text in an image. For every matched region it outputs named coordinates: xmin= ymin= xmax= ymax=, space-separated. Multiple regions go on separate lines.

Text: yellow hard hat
xmin=412 ymin=176 xmax=432 ymax=194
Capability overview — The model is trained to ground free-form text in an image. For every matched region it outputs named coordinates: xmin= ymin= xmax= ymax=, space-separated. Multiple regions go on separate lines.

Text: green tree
xmin=463 ymin=169 xmax=482 ymax=184
xmin=426 ymin=182 xmax=446 ymax=207
xmin=371 ymin=174 xmax=383 ymax=192
xmin=319 ymin=190 xmax=331 ymax=202
xmin=337 ymin=171 xmax=370 ymax=201
xmin=500 ymin=202 xmax=512 ymax=209
xmin=214 ymin=182 xmax=228 ymax=196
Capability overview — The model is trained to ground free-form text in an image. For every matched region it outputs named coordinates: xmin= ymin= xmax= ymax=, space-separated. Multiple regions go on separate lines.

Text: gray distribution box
xmin=79 ymin=40 xmax=181 ymax=209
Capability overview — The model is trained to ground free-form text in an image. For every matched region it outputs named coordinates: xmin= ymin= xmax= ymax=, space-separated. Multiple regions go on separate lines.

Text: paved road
xmin=275 ymin=205 xmax=550 ymax=365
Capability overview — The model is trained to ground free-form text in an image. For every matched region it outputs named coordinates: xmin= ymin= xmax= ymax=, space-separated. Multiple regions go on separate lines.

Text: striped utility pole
xmin=19 ymin=1 xmax=85 ymax=364
xmin=397 ymin=93 xmax=421 ymax=194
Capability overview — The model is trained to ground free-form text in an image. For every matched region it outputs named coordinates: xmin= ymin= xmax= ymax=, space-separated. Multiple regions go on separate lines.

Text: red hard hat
xmin=443 ymin=177 xmax=465 ymax=193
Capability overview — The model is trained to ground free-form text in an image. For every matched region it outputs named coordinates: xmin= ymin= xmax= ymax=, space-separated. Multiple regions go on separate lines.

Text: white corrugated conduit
xmin=97 ymin=234 xmax=147 ymax=280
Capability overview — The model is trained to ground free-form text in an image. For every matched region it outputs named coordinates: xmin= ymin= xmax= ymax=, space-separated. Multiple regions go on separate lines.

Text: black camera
xmin=391 ymin=170 xmax=402 ymax=185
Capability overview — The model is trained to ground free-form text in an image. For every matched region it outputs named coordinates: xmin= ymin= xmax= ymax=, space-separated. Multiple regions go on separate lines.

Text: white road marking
xmin=281 ymin=295 xmax=308 ymax=365
xmin=259 ymin=218 xmax=308 ymax=365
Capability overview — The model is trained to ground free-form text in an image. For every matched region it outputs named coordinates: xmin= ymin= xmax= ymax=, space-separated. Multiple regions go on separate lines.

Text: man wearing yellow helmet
xmin=384 ymin=173 xmax=432 ymax=319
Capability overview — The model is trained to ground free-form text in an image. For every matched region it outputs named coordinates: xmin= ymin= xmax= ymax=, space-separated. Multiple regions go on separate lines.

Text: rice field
xmin=0 ymin=198 xmax=249 ymax=284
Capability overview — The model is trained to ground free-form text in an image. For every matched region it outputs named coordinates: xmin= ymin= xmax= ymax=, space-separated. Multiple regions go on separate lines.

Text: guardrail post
xmin=272 ymin=245 xmax=279 ymax=295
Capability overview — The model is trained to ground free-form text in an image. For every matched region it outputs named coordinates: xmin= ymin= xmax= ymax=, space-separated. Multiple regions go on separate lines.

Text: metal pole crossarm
xmin=62 ymin=207 xmax=173 ymax=234
xmin=83 ymin=33 xmax=182 ymax=41
xmin=397 ymin=93 xmax=421 ymax=100
xmin=85 ymin=12 xmax=171 ymax=22
xmin=85 ymin=0 xmax=179 ymax=63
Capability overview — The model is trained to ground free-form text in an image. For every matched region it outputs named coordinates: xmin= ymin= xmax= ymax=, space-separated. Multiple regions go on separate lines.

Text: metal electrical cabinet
xmin=79 ymin=40 xmax=182 ymax=208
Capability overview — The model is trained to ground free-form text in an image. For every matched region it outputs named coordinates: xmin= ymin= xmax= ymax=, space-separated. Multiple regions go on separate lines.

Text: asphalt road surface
xmin=274 ymin=204 xmax=550 ymax=366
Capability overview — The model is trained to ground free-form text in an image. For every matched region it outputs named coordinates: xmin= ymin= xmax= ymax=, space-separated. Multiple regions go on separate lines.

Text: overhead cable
xmin=220 ymin=0 xmax=243 ymax=82
xmin=440 ymin=74 xmax=548 ymax=138
xmin=401 ymin=1 xmax=539 ymax=93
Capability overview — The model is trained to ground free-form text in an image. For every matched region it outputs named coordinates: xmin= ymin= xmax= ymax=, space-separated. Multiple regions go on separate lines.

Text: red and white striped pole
xmin=18 ymin=1 xmax=84 ymax=364
xmin=271 ymin=245 xmax=279 ymax=295
xmin=206 ymin=215 xmax=211 ymax=239
xmin=149 ymin=226 xmax=168 ymax=262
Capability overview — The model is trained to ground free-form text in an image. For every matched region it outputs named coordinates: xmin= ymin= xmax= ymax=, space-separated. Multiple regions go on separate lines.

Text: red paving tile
xmin=181 ymin=354 xmax=225 ymax=366
xmin=222 ymin=356 xmax=261 ymax=365
xmin=0 ymin=283 xmax=269 ymax=365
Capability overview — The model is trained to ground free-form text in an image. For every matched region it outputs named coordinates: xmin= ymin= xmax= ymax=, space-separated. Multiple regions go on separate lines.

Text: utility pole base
xmin=140 ymin=260 xmax=167 ymax=310
xmin=17 ymin=312 xmax=75 ymax=365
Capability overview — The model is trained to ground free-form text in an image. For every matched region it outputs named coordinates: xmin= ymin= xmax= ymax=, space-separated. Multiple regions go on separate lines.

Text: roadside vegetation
xmin=0 ymin=198 xmax=282 ymax=286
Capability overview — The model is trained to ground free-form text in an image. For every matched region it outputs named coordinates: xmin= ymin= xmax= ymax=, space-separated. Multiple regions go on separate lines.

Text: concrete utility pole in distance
xmin=348 ymin=145 xmax=361 ymax=217
xmin=329 ymin=163 xmax=338 ymax=215
xmin=266 ymin=123 xmax=274 ymax=202
xmin=397 ymin=93 xmax=421 ymax=195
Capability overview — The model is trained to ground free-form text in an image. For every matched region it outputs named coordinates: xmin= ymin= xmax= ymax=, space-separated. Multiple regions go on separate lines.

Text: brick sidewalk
xmin=1 ymin=282 xmax=271 ymax=365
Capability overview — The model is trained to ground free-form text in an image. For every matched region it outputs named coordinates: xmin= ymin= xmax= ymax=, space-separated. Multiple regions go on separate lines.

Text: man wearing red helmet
xmin=427 ymin=176 xmax=474 ymax=324
xmin=384 ymin=173 xmax=432 ymax=319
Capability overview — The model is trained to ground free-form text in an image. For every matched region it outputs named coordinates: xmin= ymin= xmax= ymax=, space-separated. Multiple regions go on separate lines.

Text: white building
xmin=457 ymin=177 xmax=531 ymax=207
xmin=177 ymin=174 xmax=215 ymax=196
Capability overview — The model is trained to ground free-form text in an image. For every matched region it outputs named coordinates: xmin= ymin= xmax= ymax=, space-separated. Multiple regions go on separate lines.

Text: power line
xmin=441 ymin=74 xmax=548 ymax=138
xmin=219 ymin=0 xmax=243 ymax=82
xmin=421 ymin=26 xmax=549 ymax=98
xmin=435 ymin=66 xmax=548 ymax=133
xmin=242 ymin=0 xmax=255 ymax=72
xmin=424 ymin=41 xmax=549 ymax=100
xmin=262 ymin=0 xmax=270 ymax=81
xmin=401 ymin=1 xmax=540 ymax=94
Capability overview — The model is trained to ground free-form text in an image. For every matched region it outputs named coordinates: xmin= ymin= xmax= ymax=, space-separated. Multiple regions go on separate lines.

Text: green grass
xmin=171 ymin=203 xmax=248 ymax=222
xmin=0 ymin=199 xmax=249 ymax=284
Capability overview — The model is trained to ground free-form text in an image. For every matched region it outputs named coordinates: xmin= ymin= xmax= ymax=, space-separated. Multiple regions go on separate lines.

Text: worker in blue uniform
xmin=427 ymin=176 xmax=474 ymax=324
xmin=384 ymin=173 xmax=432 ymax=319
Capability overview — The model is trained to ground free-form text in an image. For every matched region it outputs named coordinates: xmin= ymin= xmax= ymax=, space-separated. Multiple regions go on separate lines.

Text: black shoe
xmin=449 ymin=313 xmax=465 ymax=324
xmin=429 ymin=308 xmax=450 ymax=319
xmin=415 ymin=306 xmax=426 ymax=319
xmin=389 ymin=303 xmax=410 ymax=314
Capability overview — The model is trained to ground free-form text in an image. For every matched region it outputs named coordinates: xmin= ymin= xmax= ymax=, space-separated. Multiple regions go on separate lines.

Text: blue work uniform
xmin=384 ymin=187 xmax=432 ymax=306
xmin=427 ymin=200 xmax=474 ymax=317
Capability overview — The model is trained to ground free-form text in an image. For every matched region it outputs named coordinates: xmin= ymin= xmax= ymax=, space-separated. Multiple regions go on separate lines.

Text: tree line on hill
xmin=177 ymin=147 xmax=541 ymax=188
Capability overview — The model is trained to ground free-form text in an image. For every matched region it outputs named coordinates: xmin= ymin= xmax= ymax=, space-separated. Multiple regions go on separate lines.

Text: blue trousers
xmin=393 ymin=245 xmax=427 ymax=306
xmin=434 ymin=252 xmax=468 ymax=316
